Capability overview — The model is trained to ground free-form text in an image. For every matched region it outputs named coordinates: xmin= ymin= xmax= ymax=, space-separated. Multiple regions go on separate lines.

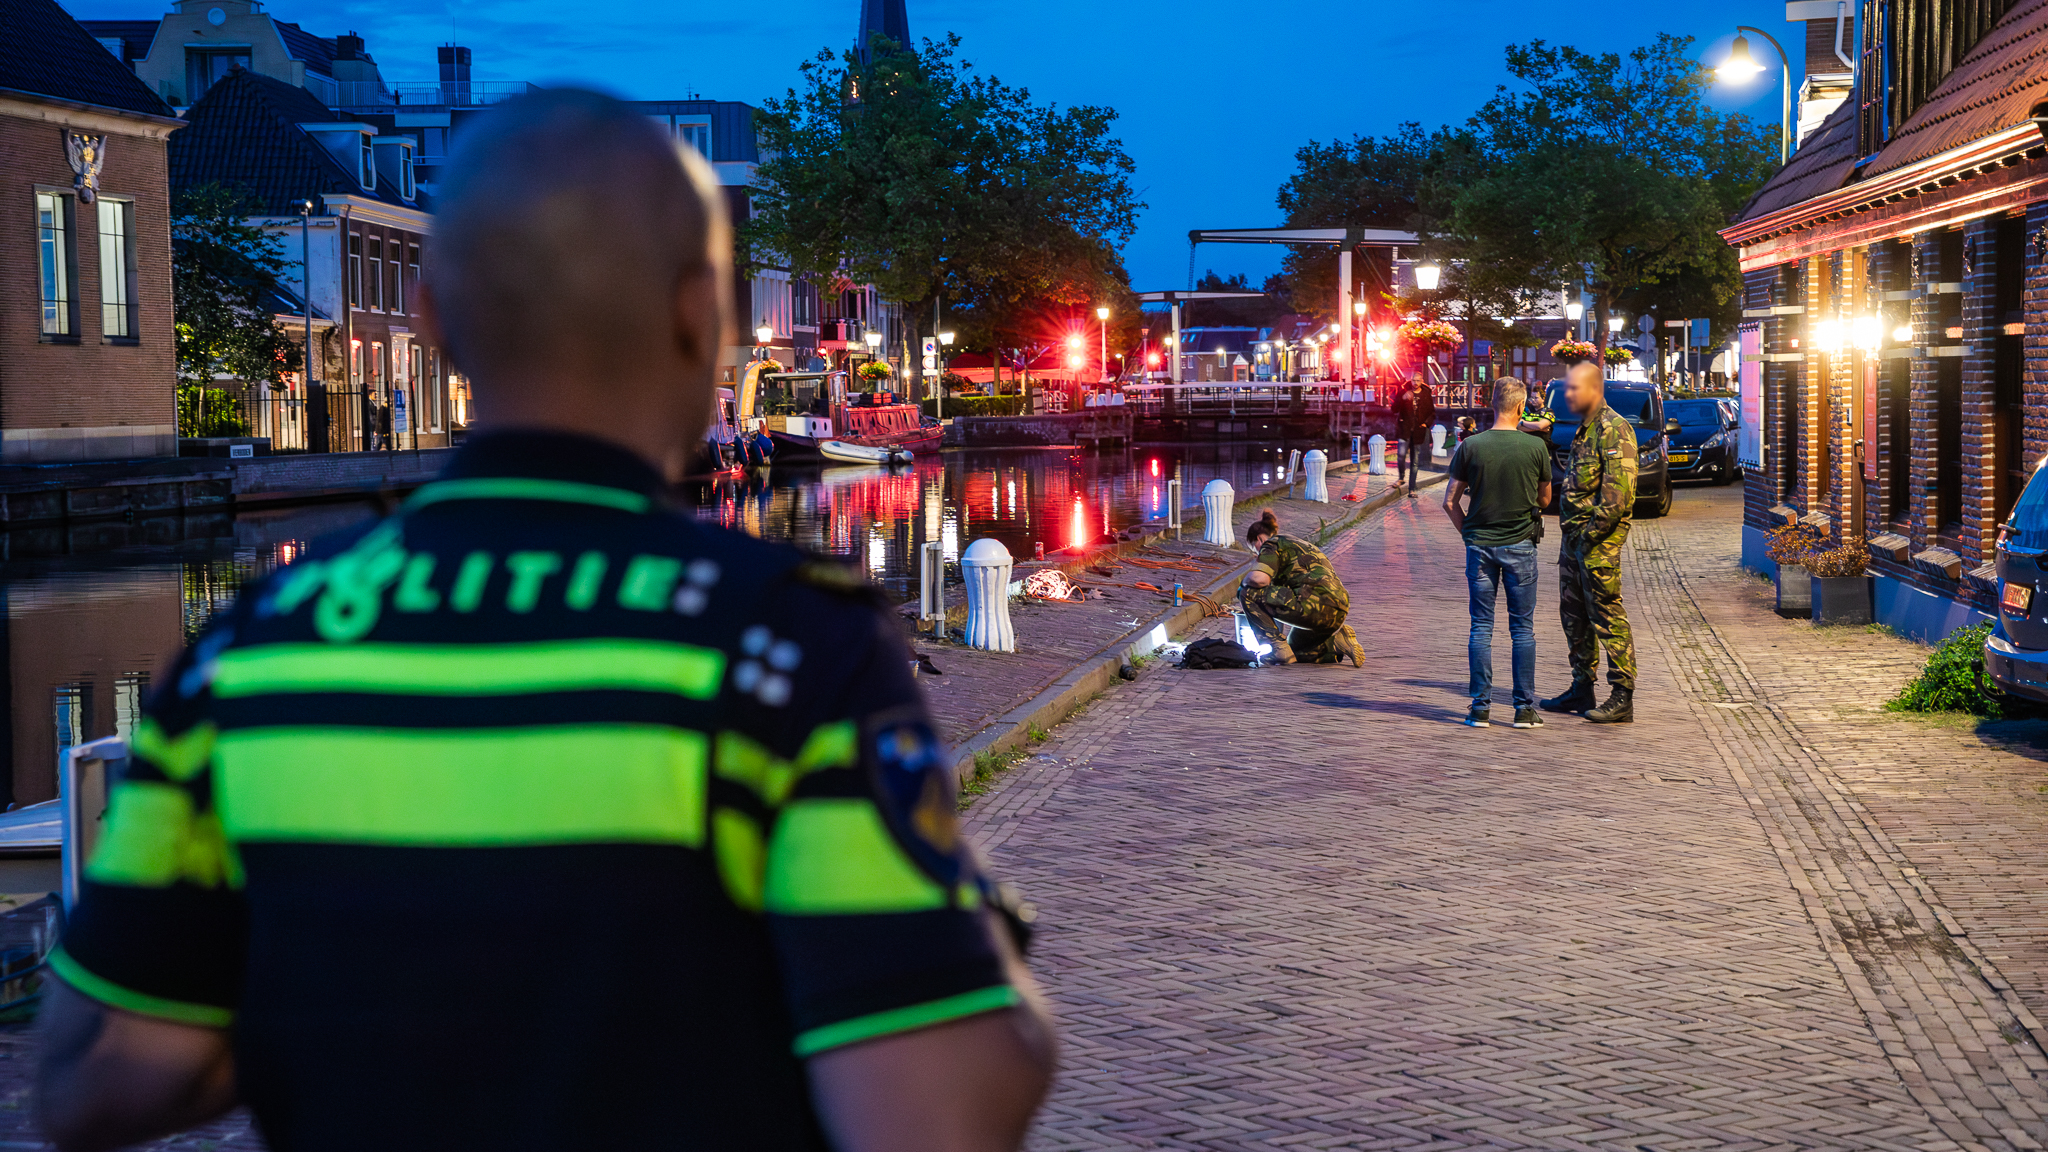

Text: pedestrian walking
xmin=1392 ymin=379 xmax=1436 ymax=496
xmin=1443 ymin=381 xmax=1553 ymax=729
xmin=38 ymin=89 xmax=1055 ymax=1152
xmin=1539 ymin=362 xmax=1638 ymax=724
xmin=1240 ymin=510 xmax=1366 ymax=667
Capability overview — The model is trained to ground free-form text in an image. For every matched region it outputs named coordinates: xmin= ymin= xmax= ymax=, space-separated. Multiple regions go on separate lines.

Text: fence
xmin=228 ymin=386 xmax=421 ymax=453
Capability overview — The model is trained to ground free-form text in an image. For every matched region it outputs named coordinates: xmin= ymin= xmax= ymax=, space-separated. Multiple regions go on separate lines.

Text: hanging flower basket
xmin=857 ymin=361 xmax=892 ymax=382
xmin=755 ymin=357 xmax=785 ymax=375
xmin=1399 ymin=319 xmax=1462 ymax=355
xmin=1603 ymin=346 xmax=1635 ymax=367
xmin=1550 ymin=339 xmax=1598 ymax=365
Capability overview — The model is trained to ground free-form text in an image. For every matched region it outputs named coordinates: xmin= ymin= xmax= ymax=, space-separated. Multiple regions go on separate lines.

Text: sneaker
xmin=1513 ymin=707 xmax=1543 ymax=729
xmin=1464 ymin=703 xmax=1491 ymax=728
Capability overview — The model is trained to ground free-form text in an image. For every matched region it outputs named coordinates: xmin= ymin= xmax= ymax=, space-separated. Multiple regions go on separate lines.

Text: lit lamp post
xmin=754 ymin=324 xmax=774 ymax=362
xmin=1352 ymin=300 xmax=1367 ymax=384
xmin=1565 ymin=298 xmax=1584 ymax=341
xmin=1095 ymin=305 xmax=1110 ymax=383
xmin=938 ymin=330 xmax=954 ymax=420
xmin=863 ymin=329 xmax=884 ymax=392
xmin=1717 ymin=28 xmax=1790 ymax=164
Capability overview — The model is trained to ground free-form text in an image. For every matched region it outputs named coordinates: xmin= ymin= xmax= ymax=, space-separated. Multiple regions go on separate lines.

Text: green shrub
xmin=1887 ymin=622 xmax=2005 ymax=717
xmin=922 ymin=395 xmax=1028 ymax=419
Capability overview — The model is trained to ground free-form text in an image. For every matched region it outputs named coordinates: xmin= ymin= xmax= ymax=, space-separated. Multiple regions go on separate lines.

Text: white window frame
xmin=36 ymin=191 xmax=75 ymax=338
xmin=98 ymin=197 xmax=136 ymax=341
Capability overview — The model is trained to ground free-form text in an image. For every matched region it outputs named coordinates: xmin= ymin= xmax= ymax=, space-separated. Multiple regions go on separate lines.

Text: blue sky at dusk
xmin=67 ymin=0 xmax=1817 ymax=291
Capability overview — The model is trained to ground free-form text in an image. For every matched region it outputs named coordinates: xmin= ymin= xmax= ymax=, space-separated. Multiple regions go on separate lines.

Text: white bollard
xmin=1303 ymin=449 xmax=1329 ymax=502
xmin=1368 ymin=434 xmax=1388 ymax=475
xmin=960 ymin=538 xmax=1015 ymax=653
xmin=1431 ymin=423 xmax=1449 ymax=458
xmin=1200 ymin=479 xmax=1235 ymax=547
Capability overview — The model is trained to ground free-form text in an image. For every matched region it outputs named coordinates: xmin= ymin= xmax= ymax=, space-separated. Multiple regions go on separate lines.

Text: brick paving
xmin=968 ymin=484 xmax=2048 ymax=1151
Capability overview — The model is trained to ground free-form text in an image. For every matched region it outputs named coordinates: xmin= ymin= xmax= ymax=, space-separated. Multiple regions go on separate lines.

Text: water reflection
xmin=685 ymin=442 xmax=1299 ymax=601
xmin=0 ymin=442 xmax=1300 ymax=804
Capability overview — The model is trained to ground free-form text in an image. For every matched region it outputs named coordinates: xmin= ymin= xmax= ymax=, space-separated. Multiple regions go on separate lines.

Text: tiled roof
xmin=170 ymin=68 xmax=413 ymax=215
xmin=0 ymin=0 xmax=173 ymax=117
xmin=75 ymin=19 xmax=162 ymax=68
xmin=1736 ymin=101 xmax=1862 ymax=220
xmin=272 ymin=20 xmax=336 ymax=77
xmin=1862 ymin=0 xmax=2048 ymax=176
xmin=1732 ymin=0 xmax=2048 ymax=226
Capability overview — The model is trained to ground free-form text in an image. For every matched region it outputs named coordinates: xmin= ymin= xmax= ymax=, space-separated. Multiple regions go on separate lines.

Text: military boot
xmin=1585 ymin=687 xmax=1634 ymax=724
xmin=1263 ymin=639 xmax=1297 ymax=666
xmin=1338 ymin=624 xmax=1367 ymax=667
xmin=1538 ymin=680 xmax=1598 ymax=714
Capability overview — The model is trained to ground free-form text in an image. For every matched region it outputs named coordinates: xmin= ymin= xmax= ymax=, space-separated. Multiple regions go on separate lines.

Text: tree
xmin=747 ymin=34 xmax=1143 ymax=382
xmin=1444 ymin=35 xmax=1778 ymax=355
xmin=172 ymin=184 xmax=300 ymax=435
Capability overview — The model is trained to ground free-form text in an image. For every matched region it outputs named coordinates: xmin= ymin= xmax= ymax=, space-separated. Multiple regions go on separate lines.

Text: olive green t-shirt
xmin=1447 ymin=428 xmax=1550 ymax=547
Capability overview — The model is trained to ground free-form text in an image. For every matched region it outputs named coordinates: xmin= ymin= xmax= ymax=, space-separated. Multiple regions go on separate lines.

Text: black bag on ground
xmin=1180 ymin=638 xmax=1261 ymax=669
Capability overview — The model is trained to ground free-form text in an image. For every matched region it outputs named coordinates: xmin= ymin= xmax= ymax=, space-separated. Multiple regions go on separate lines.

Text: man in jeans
xmin=1443 ymin=380 xmax=1553 ymax=729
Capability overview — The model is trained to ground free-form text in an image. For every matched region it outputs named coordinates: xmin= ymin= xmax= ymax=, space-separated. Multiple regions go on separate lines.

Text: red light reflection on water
xmin=1070 ymin=496 xmax=1086 ymax=550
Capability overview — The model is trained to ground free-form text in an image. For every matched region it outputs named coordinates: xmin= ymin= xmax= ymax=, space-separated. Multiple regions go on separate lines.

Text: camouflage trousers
xmin=1559 ymin=530 xmax=1636 ymax=690
xmin=1240 ymin=583 xmax=1350 ymax=664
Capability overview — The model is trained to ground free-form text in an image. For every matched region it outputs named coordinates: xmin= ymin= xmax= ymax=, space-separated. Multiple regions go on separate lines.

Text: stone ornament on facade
xmin=65 ymin=131 xmax=106 ymax=204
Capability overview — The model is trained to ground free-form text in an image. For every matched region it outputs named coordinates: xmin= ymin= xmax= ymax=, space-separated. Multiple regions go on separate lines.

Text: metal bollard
xmin=1351 ymin=434 xmax=1362 ymax=468
xmin=1167 ymin=478 xmax=1183 ymax=534
xmin=919 ymin=540 xmax=947 ymax=640
xmin=960 ymin=538 xmax=1015 ymax=653
xmin=1201 ymin=479 xmax=1235 ymax=547
xmin=1431 ymin=423 xmax=1449 ymax=458
xmin=1283 ymin=449 xmax=1302 ymax=493
xmin=1368 ymin=434 xmax=1387 ymax=475
xmin=1303 ymin=449 xmax=1329 ymax=502
xmin=60 ymin=736 xmax=125 ymax=911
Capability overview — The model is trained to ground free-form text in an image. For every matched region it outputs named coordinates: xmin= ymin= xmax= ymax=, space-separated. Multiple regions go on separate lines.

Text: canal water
xmin=0 ymin=442 xmax=1305 ymax=806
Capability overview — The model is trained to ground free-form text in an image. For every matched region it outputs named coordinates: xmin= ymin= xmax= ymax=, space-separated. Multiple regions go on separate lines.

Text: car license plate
xmin=1670 ymin=453 xmax=1696 ymax=463
xmin=2003 ymin=581 xmax=2034 ymax=614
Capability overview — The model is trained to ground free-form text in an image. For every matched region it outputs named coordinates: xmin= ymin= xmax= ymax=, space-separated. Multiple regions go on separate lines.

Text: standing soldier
xmin=1539 ymin=363 xmax=1637 ymax=723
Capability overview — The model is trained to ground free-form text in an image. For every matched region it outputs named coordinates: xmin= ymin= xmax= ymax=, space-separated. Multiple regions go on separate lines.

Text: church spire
xmin=855 ymin=0 xmax=911 ymax=62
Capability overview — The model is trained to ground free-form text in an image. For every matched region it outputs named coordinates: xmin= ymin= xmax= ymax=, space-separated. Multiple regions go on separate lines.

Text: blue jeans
xmin=1467 ymin=540 xmax=1539 ymax=709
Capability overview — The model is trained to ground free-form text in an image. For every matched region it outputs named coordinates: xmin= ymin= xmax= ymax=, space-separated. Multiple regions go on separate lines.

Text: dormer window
xmin=359 ymin=135 xmax=374 ymax=190
xmin=299 ymin=123 xmax=380 ymax=193
xmin=371 ymin=139 xmax=417 ymax=201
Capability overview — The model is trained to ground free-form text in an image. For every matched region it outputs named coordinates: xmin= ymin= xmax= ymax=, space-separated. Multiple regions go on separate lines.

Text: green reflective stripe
xmin=216 ymin=725 xmax=708 ymax=846
xmin=131 ymin=718 xmax=218 ymax=783
xmin=792 ymin=985 xmax=1019 ymax=1057
xmin=86 ymin=782 xmax=241 ymax=890
xmin=713 ymin=807 xmax=766 ymax=912
xmin=49 ymin=948 xmax=235 ymax=1028
xmin=765 ymin=798 xmax=947 ymax=914
xmin=407 ymin=478 xmax=650 ymax=514
xmin=796 ymin=720 xmax=857 ymax=771
xmin=213 ymin=640 xmax=725 ymax=700
xmin=715 ymin=720 xmax=857 ymax=808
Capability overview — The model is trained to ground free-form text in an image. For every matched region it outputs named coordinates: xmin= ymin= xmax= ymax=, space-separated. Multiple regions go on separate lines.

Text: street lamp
xmin=1415 ymin=261 xmax=1443 ymax=292
xmin=1717 ymin=28 xmax=1790 ymax=164
xmin=754 ymin=323 xmax=773 ymax=362
xmin=1096 ymin=305 xmax=1110 ymax=383
xmin=1607 ymin=315 xmax=1625 ymax=334
xmin=863 ymin=328 xmax=883 ymax=383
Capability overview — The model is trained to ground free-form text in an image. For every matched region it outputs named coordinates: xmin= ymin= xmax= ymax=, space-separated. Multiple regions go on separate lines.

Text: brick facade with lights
xmin=1723 ymin=0 xmax=2048 ymax=641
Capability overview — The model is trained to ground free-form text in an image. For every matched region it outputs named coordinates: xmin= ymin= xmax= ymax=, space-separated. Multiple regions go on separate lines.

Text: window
xmin=419 ymin=346 xmax=441 ymax=431
xmin=348 ymin=232 xmax=362 ymax=309
xmin=350 ymin=338 xmax=363 ymax=385
xmin=1937 ymin=357 xmax=1962 ymax=531
xmin=407 ymin=244 xmax=421 ymax=314
xmin=98 ymin=198 xmax=136 ymax=340
xmin=359 ymin=135 xmax=375 ymax=190
xmin=680 ymin=123 xmax=711 ymax=156
xmin=1886 ymin=358 xmax=1911 ymax=522
xmin=387 ymin=247 xmax=402 ymax=315
xmin=184 ymin=48 xmax=250 ymax=103
xmin=36 ymin=192 xmax=75 ymax=338
xmin=366 ymin=236 xmax=383 ymax=311
xmin=370 ymin=342 xmax=385 ymax=390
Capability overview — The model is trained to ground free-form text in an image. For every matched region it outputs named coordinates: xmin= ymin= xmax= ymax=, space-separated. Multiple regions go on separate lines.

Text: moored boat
xmin=819 ymin=440 xmax=913 ymax=465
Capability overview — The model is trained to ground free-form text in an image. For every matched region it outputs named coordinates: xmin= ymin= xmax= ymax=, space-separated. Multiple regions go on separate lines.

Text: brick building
xmin=0 ymin=0 xmax=182 ymax=463
xmin=171 ymin=68 xmax=448 ymax=451
xmin=1723 ymin=0 xmax=2048 ymax=640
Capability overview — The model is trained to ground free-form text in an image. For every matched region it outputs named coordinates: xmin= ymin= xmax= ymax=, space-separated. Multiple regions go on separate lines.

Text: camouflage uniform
xmin=1241 ymin=534 xmax=1354 ymax=664
xmin=1559 ymin=404 xmax=1638 ymax=690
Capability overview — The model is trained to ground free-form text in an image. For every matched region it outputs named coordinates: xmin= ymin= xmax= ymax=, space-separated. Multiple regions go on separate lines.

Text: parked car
xmin=1663 ymin=398 xmax=1740 ymax=485
xmin=1541 ymin=379 xmax=1674 ymax=519
xmin=1985 ymin=458 xmax=2048 ymax=702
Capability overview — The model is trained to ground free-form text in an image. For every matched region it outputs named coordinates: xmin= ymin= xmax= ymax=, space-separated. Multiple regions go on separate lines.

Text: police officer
xmin=1518 ymin=386 xmax=1556 ymax=438
xmin=1539 ymin=362 xmax=1637 ymax=723
xmin=1241 ymin=510 xmax=1366 ymax=666
xmin=39 ymin=90 xmax=1055 ymax=1152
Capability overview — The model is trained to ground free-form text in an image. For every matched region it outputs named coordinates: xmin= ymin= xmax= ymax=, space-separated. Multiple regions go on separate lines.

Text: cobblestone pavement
xmin=967 ymin=483 xmax=2048 ymax=1151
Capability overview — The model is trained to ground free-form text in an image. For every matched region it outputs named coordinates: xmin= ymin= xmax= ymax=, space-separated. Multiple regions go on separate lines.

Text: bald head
xmin=1564 ymin=362 xmax=1605 ymax=417
xmin=425 ymin=88 xmax=732 ymax=471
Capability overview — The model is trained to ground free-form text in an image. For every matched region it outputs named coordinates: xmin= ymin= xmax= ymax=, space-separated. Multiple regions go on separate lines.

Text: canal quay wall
xmin=947 ymin=406 xmax=1495 ymax=450
xmin=917 ymin=458 xmax=1446 ymax=784
xmin=0 ymin=450 xmax=451 ymax=532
